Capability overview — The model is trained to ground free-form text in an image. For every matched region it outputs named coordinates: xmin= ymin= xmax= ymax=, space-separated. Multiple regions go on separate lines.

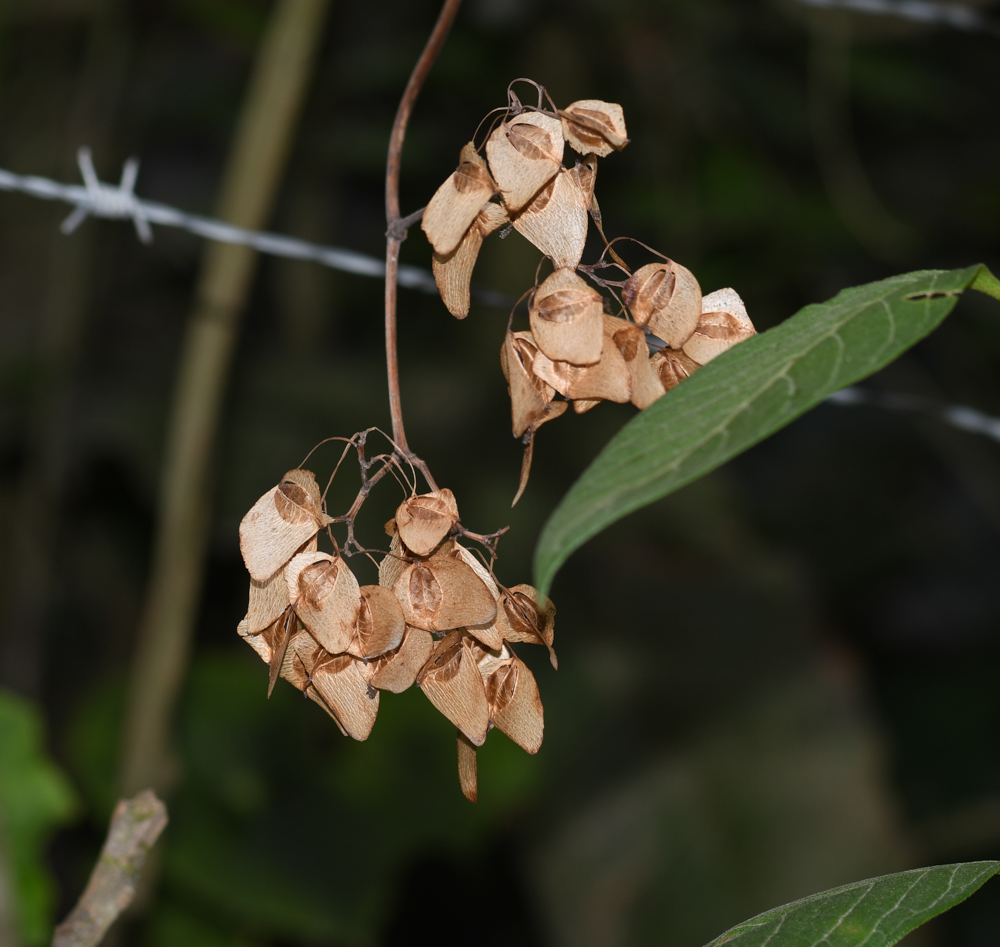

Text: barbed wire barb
xmin=61 ymin=147 xmax=152 ymax=243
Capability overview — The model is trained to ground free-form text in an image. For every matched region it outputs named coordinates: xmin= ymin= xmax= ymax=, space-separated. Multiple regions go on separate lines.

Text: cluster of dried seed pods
xmin=237 ymin=469 xmax=555 ymax=801
xmin=421 ymin=83 xmax=758 ymax=494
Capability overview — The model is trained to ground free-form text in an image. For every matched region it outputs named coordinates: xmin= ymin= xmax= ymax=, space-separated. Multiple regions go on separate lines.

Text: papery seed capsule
xmin=432 ymin=202 xmax=508 ymax=319
xmin=349 ymin=585 xmax=406 ymax=659
xmin=651 ymin=349 xmax=700 ymax=392
xmin=611 ymin=322 xmax=666 ymax=409
xmin=485 ymin=656 xmax=544 ymax=754
xmin=422 ymin=143 xmax=496 ymax=256
xmin=486 ymin=112 xmax=564 ymax=212
xmin=529 ymin=268 xmax=604 ymax=366
xmin=532 ymin=314 xmax=632 ymax=404
xmin=682 ymin=287 xmax=755 ymax=365
xmin=511 ymin=161 xmax=593 ymax=270
xmin=395 ymin=489 xmax=460 ymax=557
xmin=286 ymin=551 xmax=361 ymax=655
xmin=417 ymin=632 xmax=490 ymax=745
xmin=623 ymin=261 xmax=702 ymax=350
xmin=393 ymin=556 xmax=497 ymax=632
xmin=370 ymin=625 xmax=434 ymax=694
xmin=500 ymin=583 xmax=557 ymax=668
xmin=503 ymin=330 xmax=558 ymax=438
xmin=309 ymin=652 xmax=379 ymax=741
xmin=559 ymin=99 xmax=629 ymax=157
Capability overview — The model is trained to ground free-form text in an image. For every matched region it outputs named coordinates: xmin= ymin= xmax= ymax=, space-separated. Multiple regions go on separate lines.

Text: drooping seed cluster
xmin=421 ymin=84 xmax=757 ymax=455
xmin=237 ymin=468 xmax=554 ymax=801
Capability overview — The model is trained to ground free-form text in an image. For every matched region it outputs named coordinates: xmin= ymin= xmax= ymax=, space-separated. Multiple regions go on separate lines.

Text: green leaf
xmin=534 ymin=264 xmax=998 ymax=595
xmin=703 ymin=861 xmax=999 ymax=947
xmin=0 ymin=689 xmax=77 ymax=946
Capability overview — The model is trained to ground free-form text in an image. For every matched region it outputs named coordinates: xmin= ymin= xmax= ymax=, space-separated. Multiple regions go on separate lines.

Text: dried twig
xmin=384 ymin=0 xmax=463 ymax=472
xmin=51 ymin=791 xmax=168 ymax=947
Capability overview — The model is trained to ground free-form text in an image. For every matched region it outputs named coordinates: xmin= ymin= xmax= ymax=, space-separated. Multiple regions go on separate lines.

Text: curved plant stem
xmin=384 ymin=0 xmax=463 ymax=484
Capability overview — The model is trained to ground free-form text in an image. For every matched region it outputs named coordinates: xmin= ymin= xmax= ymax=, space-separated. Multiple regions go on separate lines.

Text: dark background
xmin=2 ymin=0 xmax=1000 ymax=944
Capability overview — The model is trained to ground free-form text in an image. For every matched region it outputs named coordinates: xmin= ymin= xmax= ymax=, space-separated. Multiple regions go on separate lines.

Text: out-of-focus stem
xmin=119 ymin=0 xmax=332 ymax=799
xmin=384 ymin=0 xmax=463 ymax=464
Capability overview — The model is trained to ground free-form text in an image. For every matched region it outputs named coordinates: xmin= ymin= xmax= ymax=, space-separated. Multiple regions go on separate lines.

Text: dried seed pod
xmin=239 ymin=469 xmax=330 ymax=581
xmin=417 ymin=632 xmax=490 ymax=745
xmin=502 ymin=330 xmax=557 ymax=438
xmin=532 ymin=314 xmax=632 ymax=404
xmin=559 ymin=99 xmax=629 ymax=157
xmin=511 ymin=160 xmax=593 ymax=270
xmin=612 ymin=322 xmax=666 ymax=409
xmin=348 ymin=585 xmax=405 ymax=659
xmin=623 ymin=261 xmax=702 ymax=349
xmin=682 ymin=287 xmax=755 ymax=365
xmin=282 ymin=624 xmax=323 ymax=691
xmin=457 ymin=732 xmax=478 ymax=803
xmin=422 ymin=143 xmax=495 ymax=255
xmin=432 ymin=202 xmax=508 ymax=319
xmin=571 ymin=398 xmax=601 ymax=414
xmin=286 ymin=551 xmax=361 ymax=655
xmin=378 ymin=530 xmax=408 ymax=594
xmin=243 ymin=534 xmax=317 ymax=636
xmin=651 ymin=349 xmax=700 ymax=391
xmin=485 ymin=112 xmax=564 ymax=212
xmin=486 ymin=656 xmax=544 ymax=754
xmin=309 ymin=652 xmax=380 ymax=741
xmin=395 ymin=488 xmax=460 ymax=557
xmin=370 ymin=625 xmax=434 ymax=693
xmin=529 ymin=268 xmax=604 ymax=367
xmin=451 ymin=545 xmax=504 ymax=650
xmin=501 ymin=584 xmax=557 ymax=668
xmin=392 ymin=556 xmax=497 ymax=632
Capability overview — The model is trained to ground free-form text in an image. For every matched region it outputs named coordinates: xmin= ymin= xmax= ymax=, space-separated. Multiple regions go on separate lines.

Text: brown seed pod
xmin=422 ymin=143 xmax=495 ymax=256
xmin=378 ymin=530 xmax=408 ymax=594
xmin=309 ymin=652 xmax=380 ymax=741
xmin=395 ymin=488 xmax=460 ymax=557
xmin=610 ymin=321 xmax=666 ymax=409
xmin=559 ymin=99 xmax=629 ymax=157
xmin=571 ymin=398 xmax=601 ymax=414
xmin=532 ymin=314 xmax=632 ymax=404
xmin=651 ymin=348 xmax=700 ymax=392
xmin=502 ymin=330 xmax=558 ymax=438
xmin=286 ymin=551 xmax=361 ymax=655
xmin=417 ymin=632 xmax=490 ymax=746
xmin=485 ymin=112 xmax=564 ymax=212
xmin=682 ymin=287 xmax=755 ymax=365
xmin=239 ymin=469 xmax=330 ymax=581
xmin=243 ymin=534 xmax=317 ymax=636
xmin=392 ymin=556 xmax=497 ymax=632
xmin=432 ymin=202 xmax=508 ymax=319
xmin=282 ymin=624 xmax=323 ymax=691
xmin=511 ymin=159 xmax=594 ymax=270
xmin=370 ymin=625 xmax=435 ymax=694
xmin=457 ymin=733 xmax=478 ymax=803
xmin=451 ymin=544 xmax=504 ymax=650
xmin=348 ymin=585 xmax=406 ymax=659
xmin=486 ymin=656 xmax=544 ymax=754
xmin=529 ymin=268 xmax=604 ymax=367
xmin=501 ymin=583 xmax=557 ymax=668
xmin=623 ymin=261 xmax=702 ymax=350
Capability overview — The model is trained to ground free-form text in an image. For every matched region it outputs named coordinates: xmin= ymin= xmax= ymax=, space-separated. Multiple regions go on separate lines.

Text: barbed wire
xmin=0 ymin=147 xmax=513 ymax=308
xmin=793 ymin=0 xmax=1000 ymax=36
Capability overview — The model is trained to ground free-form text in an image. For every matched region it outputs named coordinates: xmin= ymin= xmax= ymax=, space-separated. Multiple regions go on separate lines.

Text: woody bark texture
xmin=119 ymin=0 xmax=332 ymax=799
xmin=51 ymin=791 xmax=168 ymax=947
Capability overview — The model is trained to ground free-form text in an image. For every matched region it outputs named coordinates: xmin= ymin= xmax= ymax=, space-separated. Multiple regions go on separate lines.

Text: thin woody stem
xmin=384 ymin=0 xmax=463 ymax=458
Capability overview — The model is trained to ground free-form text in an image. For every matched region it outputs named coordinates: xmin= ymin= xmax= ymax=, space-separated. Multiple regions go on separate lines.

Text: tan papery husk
xmin=370 ymin=625 xmax=435 ymax=693
xmin=532 ymin=314 xmax=632 ymax=404
xmin=487 ymin=656 xmax=544 ymax=754
xmin=432 ymin=202 xmax=508 ymax=319
xmin=682 ymin=287 xmax=755 ymax=365
xmin=422 ymin=143 xmax=495 ymax=255
xmin=417 ymin=632 xmax=490 ymax=745
xmin=501 ymin=583 xmax=557 ymax=668
xmin=623 ymin=261 xmax=702 ymax=350
xmin=309 ymin=652 xmax=379 ymax=741
xmin=457 ymin=732 xmax=478 ymax=802
xmin=451 ymin=544 xmax=504 ymax=650
xmin=511 ymin=160 xmax=593 ymax=270
xmin=244 ymin=534 xmax=317 ymax=636
xmin=239 ymin=469 xmax=330 ymax=581
xmin=286 ymin=551 xmax=361 ymax=655
xmin=503 ymin=330 xmax=557 ymax=438
xmin=349 ymin=585 xmax=406 ymax=659
xmin=559 ymin=99 xmax=629 ymax=157
xmin=393 ymin=556 xmax=497 ymax=632
xmin=651 ymin=349 xmax=700 ymax=391
xmin=485 ymin=112 xmax=564 ymax=212
xmin=611 ymin=321 xmax=666 ymax=409
xmin=395 ymin=488 xmax=460 ymax=557
xmin=529 ymin=268 xmax=604 ymax=367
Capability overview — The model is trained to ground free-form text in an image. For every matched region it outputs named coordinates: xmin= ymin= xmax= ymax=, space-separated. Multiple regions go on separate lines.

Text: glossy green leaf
xmin=703 ymin=861 xmax=999 ymax=946
xmin=535 ymin=265 xmax=1000 ymax=595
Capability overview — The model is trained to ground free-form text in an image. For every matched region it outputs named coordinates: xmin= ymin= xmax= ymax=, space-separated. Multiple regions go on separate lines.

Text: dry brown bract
xmin=559 ymin=99 xmax=629 ymax=157
xmin=485 ymin=112 xmax=564 ymax=212
xmin=485 ymin=655 xmax=544 ymax=754
xmin=512 ymin=159 xmax=595 ymax=270
xmin=417 ymin=632 xmax=490 ymax=745
xmin=393 ymin=556 xmax=497 ymax=632
xmin=532 ymin=314 xmax=632 ymax=406
xmin=623 ymin=261 xmax=702 ymax=350
xmin=239 ymin=469 xmax=331 ymax=581
xmin=652 ymin=349 xmax=700 ymax=392
xmin=682 ymin=287 xmax=756 ymax=365
xmin=530 ymin=268 xmax=604 ymax=367
xmin=395 ymin=488 xmax=460 ymax=556
xmin=285 ymin=551 xmax=361 ymax=655
xmin=432 ymin=201 xmax=508 ymax=319
xmin=421 ymin=143 xmax=495 ymax=255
